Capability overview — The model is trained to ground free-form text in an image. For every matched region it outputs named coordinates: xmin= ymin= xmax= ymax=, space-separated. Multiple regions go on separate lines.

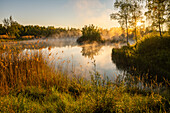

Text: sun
xmin=137 ymin=22 xmax=143 ymax=26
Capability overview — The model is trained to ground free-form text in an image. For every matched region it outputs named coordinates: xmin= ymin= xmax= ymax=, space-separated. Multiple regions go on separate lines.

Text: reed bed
xmin=0 ymin=51 xmax=71 ymax=95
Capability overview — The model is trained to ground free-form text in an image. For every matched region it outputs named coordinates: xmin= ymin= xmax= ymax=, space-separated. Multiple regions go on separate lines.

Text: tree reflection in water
xmin=80 ymin=44 xmax=102 ymax=59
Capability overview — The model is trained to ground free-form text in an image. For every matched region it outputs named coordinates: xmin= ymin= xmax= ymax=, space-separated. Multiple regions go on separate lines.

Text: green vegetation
xmin=0 ymin=51 xmax=169 ymax=112
xmin=0 ymin=16 xmax=81 ymax=41
xmin=110 ymin=0 xmax=169 ymax=45
xmin=77 ymin=24 xmax=103 ymax=44
xmin=145 ymin=0 xmax=168 ymax=38
xmin=0 ymin=37 xmax=34 ymax=42
xmin=112 ymin=33 xmax=170 ymax=82
xmin=1 ymin=83 xmax=168 ymax=112
xmin=110 ymin=1 xmax=132 ymax=45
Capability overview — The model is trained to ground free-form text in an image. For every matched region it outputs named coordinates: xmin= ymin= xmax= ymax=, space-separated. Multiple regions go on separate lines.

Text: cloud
xmin=74 ymin=0 xmax=104 ymax=18
xmin=64 ymin=0 xmax=119 ymax=29
xmin=83 ymin=9 xmax=119 ymax=29
xmin=72 ymin=0 xmax=119 ymax=29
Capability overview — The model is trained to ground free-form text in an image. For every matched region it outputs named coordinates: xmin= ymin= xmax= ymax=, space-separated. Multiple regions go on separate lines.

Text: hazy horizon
xmin=0 ymin=0 xmax=120 ymax=29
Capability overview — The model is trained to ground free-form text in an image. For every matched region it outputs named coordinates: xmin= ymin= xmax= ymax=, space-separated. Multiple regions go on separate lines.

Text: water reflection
xmin=111 ymin=50 xmax=130 ymax=72
xmin=0 ymin=38 xmax=78 ymax=51
xmin=1 ymin=38 xmax=125 ymax=80
xmin=81 ymin=44 xmax=102 ymax=59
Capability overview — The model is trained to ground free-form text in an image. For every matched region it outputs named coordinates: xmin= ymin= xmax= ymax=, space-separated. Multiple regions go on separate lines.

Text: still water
xmin=3 ymin=38 xmax=126 ymax=80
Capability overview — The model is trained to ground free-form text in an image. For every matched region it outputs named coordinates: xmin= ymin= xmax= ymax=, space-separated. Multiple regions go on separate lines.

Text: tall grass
xmin=0 ymin=51 xmax=71 ymax=95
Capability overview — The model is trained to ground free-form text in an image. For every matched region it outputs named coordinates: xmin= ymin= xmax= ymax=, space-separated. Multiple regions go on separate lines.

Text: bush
xmin=112 ymin=35 xmax=170 ymax=82
xmin=77 ymin=24 xmax=103 ymax=44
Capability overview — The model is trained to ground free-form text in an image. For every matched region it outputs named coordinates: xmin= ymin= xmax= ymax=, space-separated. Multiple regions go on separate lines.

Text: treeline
xmin=0 ymin=16 xmax=81 ymax=39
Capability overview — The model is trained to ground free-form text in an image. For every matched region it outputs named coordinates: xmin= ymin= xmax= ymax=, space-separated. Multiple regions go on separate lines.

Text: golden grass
xmin=0 ymin=51 xmax=71 ymax=95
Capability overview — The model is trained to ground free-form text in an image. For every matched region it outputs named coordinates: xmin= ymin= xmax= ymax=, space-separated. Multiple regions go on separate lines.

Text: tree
xmin=0 ymin=24 xmax=6 ymax=35
xmin=47 ymin=26 xmax=56 ymax=37
xmin=110 ymin=1 xmax=132 ymax=45
xmin=77 ymin=24 xmax=102 ymax=43
xmin=3 ymin=16 xmax=20 ymax=38
xmin=1 ymin=16 xmax=82 ymax=39
xmin=145 ymin=0 xmax=169 ymax=38
xmin=129 ymin=1 xmax=143 ymax=43
xmin=165 ymin=1 xmax=170 ymax=34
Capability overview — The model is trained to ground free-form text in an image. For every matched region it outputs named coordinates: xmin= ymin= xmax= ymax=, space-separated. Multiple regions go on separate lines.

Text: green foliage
xmin=77 ymin=24 xmax=102 ymax=44
xmin=0 ymin=82 xmax=168 ymax=112
xmin=110 ymin=1 xmax=132 ymax=45
xmin=129 ymin=1 xmax=144 ymax=43
xmin=3 ymin=16 xmax=21 ymax=38
xmin=111 ymin=0 xmax=169 ymax=44
xmin=1 ymin=16 xmax=81 ymax=39
xmin=145 ymin=0 xmax=169 ymax=37
xmin=0 ymin=24 xmax=6 ymax=35
xmin=112 ymin=34 xmax=170 ymax=82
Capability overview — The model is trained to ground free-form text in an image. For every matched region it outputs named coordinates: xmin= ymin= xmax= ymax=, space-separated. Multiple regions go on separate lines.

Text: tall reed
xmin=0 ymin=50 xmax=71 ymax=95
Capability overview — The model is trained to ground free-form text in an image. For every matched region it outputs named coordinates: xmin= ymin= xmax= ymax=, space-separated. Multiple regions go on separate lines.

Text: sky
xmin=0 ymin=0 xmax=119 ymax=29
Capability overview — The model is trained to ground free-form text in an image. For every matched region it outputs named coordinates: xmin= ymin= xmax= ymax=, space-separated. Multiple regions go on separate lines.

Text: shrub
xmin=112 ymin=35 xmax=170 ymax=82
xmin=77 ymin=24 xmax=102 ymax=44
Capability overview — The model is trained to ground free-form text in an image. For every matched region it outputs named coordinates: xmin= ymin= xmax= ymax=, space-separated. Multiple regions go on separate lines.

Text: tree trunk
xmin=159 ymin=21 xmax=162 ymax=38
xmin=127 ymin=28 xmax=129 ymax=45
xmin=158 ymin=2 xmax=162 ymax=38
xmin=135 ymin=17 xmax=137 ymax=43
xmin=126 ymin=19 xmax=129 ymax=45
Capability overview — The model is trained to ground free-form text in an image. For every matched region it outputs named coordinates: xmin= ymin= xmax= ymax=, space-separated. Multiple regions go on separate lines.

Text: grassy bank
xmin=0 ymin=38 xmax=35 ymax=42
xmin=1 ymin=84 xmax=168 ymax=112
xmin=0 ymin=49 xmax=169 ymax=112
xmin=112 ymin=34 xmax=170 ymax=83
xmin=0 ymin=35 xmax=36 ymax=42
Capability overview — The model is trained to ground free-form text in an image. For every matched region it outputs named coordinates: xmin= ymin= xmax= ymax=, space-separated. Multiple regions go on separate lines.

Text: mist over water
xmin=2 ymin=38 xmax=126 ymax=80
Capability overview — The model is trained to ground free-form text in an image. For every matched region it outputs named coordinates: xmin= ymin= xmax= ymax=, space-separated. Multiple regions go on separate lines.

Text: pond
xmin=1 ymin=38 xmax=127 ymax=80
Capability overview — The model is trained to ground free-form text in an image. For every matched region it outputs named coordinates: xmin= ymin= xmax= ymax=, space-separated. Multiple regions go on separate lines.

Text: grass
xmin=1 ymin=84 xmax=168 ymax=113
xmin=0 ymin=37 xmax=35 ymax=42
xmin=0 ymin=37 xmax=169 ymax=112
